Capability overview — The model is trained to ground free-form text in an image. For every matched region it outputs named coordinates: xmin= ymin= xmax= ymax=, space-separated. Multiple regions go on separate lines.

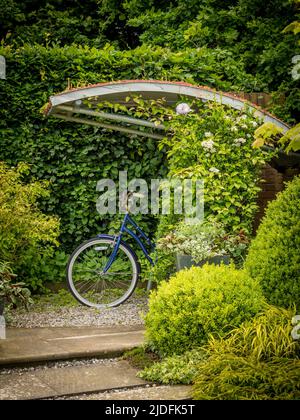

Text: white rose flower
xmin=176 ymin=103 xmax=192 ymax=115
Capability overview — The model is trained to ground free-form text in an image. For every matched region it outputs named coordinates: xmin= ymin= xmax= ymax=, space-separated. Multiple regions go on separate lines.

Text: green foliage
xmin=123 ymin=346 xmax=160 ymax=370
xmin=140 ymin=305 xmax=300 ymax=389
xmin=281 ymin=123 xmax=300 ymax=152
xmin=283 ymin=20 xmax=300 ymax=36
xmin=31 ymin=289 xmax=78 ymax=310
xmin=245 ymin=176 xmax=300 ymax=309
xmin=38 ymin=250 xmax=69 ymax=285
xmin=157 ymin=219 xmax=249 ymax=265
xmin=124 ymin=0 xmax=299 ymax=120
xmin=253 ymin=122 xmax=284 ymax=148
xmin=139 ymin=348 xmax=206 ymax=385
xmin=193 ymin=306 xmax=300 ymax=400
xmin=0 ymin=261 xmax=33 ymax=310
xmin=194 ymin=355 xmax=300 ymax=400
xmin=0 ymin=162 xmax=60 ymax=289
xmin=161 ymin=100 xmax=273 ymax=235
xmin=157 ymin=220 xmax=227 ymax=263
xmin=0 ymin=44 xmax=255 ymax=250
xmin=0 ymin=0 xmax=134 ymax=49
xmin=145 ymin=264 xmax=265 ymax=357
xmin=253 ymin=121 xmax=300 ymax=152
xmin=1 ymin=0 xmax=299 ymax=120
xmin=146 ymin=213 xmax=181 ymax=283
xmin=150 ymin=100 xmax=272 ymax=283
xmin=206 ymin=305 xmax=299 ymax=361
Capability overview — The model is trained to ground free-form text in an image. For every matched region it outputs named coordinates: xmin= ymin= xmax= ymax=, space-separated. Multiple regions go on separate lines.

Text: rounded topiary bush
xmin=145 ymin=264 xmax=265 ymax=356
xmin=245 ymin=176 xmax=300 ymax=309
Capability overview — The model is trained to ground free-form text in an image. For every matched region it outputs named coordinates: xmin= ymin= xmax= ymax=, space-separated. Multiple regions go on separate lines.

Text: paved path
xmin=0 ymin=360 xmax=147 ymax=400
xmin=0 ymin=326 xmax=192 ymax=400
xmin=0 ymin=326 xmax=144 ymax=365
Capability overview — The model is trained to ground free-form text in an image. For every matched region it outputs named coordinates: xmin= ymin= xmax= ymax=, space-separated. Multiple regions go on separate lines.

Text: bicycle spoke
xmin=67 ymin=238 xmax=139 ymax=308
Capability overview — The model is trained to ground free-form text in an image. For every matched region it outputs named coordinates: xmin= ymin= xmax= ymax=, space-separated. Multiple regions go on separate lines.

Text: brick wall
xmin=253 ymin=164 xmax=300 ymax=232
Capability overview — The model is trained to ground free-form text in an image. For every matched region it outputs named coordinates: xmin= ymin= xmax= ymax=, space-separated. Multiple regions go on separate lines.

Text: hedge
xmin=0 ymin=44 xmax=262 ymax=248
xmin=245 ymin=176 xmax=300 ymax=309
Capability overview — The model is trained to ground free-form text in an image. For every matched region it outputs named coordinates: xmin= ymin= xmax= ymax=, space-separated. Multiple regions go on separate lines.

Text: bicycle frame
xmin=102 ymin=213 xmax=155 ymax=273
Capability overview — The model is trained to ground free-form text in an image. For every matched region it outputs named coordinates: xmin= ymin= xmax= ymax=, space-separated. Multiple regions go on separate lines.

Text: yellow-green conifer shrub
xmin=193 ymin=306 xmax=300 ymax=400
xmin=245 ymin=176 xmax=300 ymax=309
xmin=145 ymin=264 xmax=265 ymax=357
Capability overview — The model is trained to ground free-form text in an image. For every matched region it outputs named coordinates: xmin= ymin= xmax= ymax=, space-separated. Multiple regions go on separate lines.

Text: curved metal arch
xmin=45 ymin=80 xmax=290 ymax=136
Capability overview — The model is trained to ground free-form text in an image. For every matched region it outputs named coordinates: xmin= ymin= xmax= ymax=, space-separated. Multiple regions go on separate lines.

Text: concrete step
xmin=0 ymin=326 xmax=144 ymax=366
xmin=0 ymin=360 xmax=147 ymax=400
xmin=0 ymin=358 xmax=192 ymax=400
xmin=0 ymin=326 xmax=192 ymax=401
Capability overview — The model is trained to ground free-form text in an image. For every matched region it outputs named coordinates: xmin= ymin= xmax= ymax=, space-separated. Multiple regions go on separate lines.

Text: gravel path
xmin=8 ymin=296 xmax=148 ymax=328
xmin=0 ymin=357 xmax=119 ymax=376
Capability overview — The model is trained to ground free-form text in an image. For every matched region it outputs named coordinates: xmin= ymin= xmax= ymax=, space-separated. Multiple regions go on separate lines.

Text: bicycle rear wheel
xmin=66 ymin=236 xmax=140 ymax=308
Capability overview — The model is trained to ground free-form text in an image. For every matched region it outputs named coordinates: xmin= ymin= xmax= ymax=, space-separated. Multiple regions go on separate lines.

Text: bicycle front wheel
xmin=66 ymin=236 xmax=140 ymax=308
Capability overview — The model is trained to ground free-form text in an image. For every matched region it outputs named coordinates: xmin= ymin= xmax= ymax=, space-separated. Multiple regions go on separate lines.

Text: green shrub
xmin=205 ymin=305 xmax=299 ymax=361
xmin=245 ymin=176 xmax=300 ymax=309
xmin=145 ymin=264 xmax=265 ymax=356
xmin=157 ymin=219 xmax=250 ymax=266
xmin=193 ymin=355 xmax=300 ymax=400
xmin=151 ymin=100 xmax=272 ymax=283
xmin=139 ymin=348 xmax=206 ymax=385
xmin=161 ymin=100 xmax=273 ymax=235
xmin=0 ymin=261 xmax=33 ymax=311
xmin=193 ymin=306 xmax=300 ymax=400
xmin=0 ymin=43 xmax=267 ymax=249
xmin=147 ymin=213 xmax=180 ymax=283
xmin=0 ymin=162 xmax=60 ymax=289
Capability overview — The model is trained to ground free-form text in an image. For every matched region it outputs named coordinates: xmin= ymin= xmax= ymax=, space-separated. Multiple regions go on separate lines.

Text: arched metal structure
xmin=45 ymin=80 xmax=290 ymax=138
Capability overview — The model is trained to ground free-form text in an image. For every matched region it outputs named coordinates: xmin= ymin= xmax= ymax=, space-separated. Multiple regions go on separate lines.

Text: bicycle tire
xmin=66 ymin=235 xmax=140 ymax=308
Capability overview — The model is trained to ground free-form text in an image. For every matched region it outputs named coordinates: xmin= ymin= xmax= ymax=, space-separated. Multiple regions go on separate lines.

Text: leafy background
xmin=0 ymin=0 xmax=299 ymax=263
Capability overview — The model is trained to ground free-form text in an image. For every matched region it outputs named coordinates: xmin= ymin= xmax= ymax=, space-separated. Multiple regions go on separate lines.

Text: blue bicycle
xmin=66 ymin=195 xmax=155 ymax=308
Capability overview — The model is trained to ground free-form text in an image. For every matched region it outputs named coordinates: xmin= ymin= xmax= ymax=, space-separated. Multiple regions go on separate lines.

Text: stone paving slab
xmin=0 ymin=326 xmax=144 ymax=366
xmin=0 ymin=360 xmax=147 ymax=400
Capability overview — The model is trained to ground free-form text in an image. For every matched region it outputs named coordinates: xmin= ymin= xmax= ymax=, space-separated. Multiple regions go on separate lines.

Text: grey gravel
xmin=8 ymin=296 xmax=148 ymax=328
xmin=0 ymin=357 xmax=119 ymax=376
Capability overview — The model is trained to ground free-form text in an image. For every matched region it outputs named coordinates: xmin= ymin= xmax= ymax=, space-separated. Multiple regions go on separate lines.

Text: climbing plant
xmin=161 ymin=100 xmax=274 ymax=234
xmin=0 ymin=43 xmax=262 ymax=249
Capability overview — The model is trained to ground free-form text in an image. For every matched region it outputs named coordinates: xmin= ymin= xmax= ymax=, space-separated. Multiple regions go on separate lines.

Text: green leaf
xmin=280 ymin=123 xmax=300 ymax=152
